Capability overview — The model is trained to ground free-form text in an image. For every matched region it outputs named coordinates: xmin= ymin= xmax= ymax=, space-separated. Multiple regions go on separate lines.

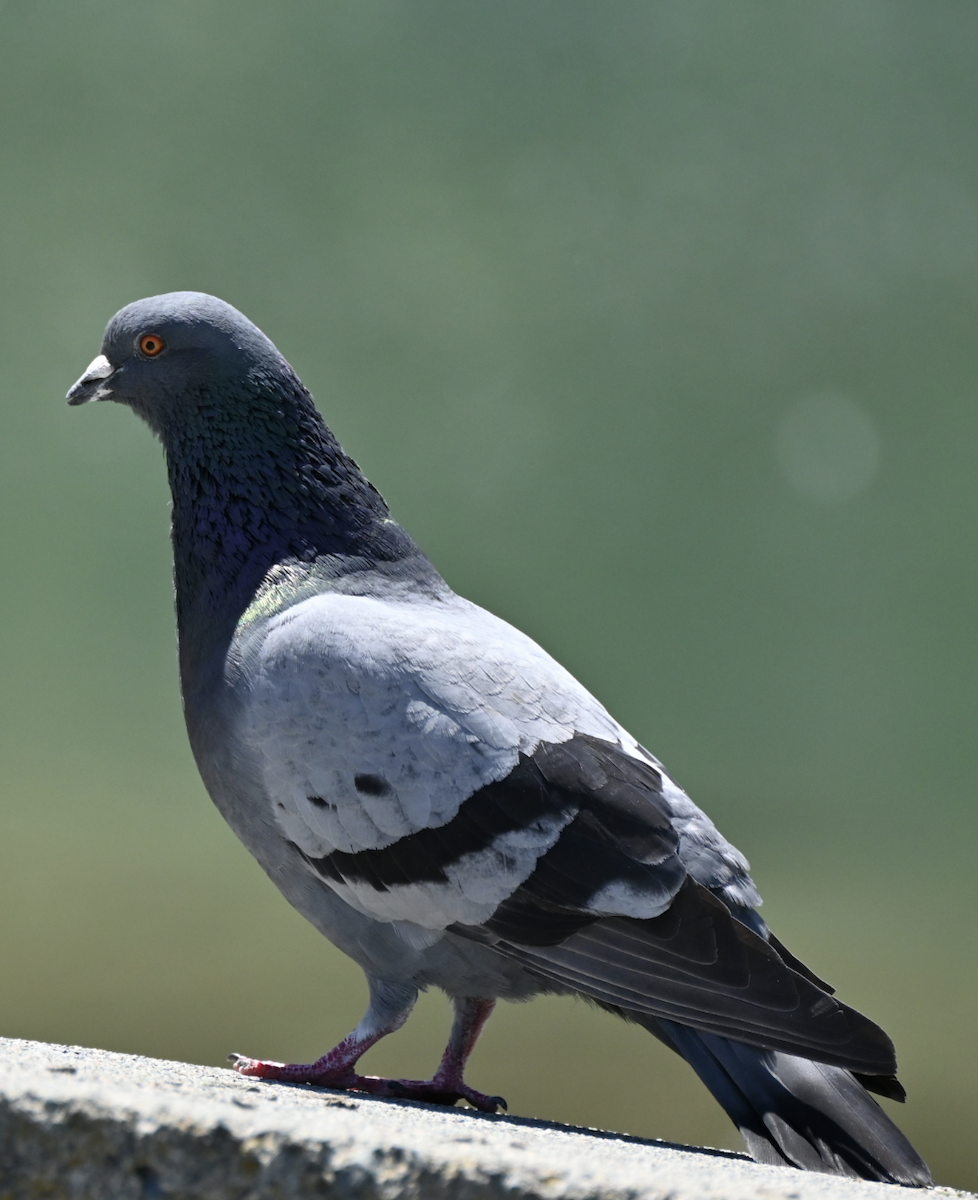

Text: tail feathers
xmin=651 ymin=1019 xmax=932 ymax=1185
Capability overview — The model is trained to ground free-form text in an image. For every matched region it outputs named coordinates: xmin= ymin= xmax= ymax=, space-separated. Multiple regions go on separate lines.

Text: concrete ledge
xmin=0 ymin=1037 xmax=968 ymax=1200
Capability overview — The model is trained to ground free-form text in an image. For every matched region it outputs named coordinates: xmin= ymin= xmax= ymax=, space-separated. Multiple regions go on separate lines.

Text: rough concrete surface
xmin=0 ymin=1037 xmax=969 ymax=1200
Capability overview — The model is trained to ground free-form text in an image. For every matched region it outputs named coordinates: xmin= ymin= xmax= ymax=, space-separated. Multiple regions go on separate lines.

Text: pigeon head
xmin=67 ymin=291 xmax=289 ymax=436
xmin=68 ymin=292 xmax=432 ymax=648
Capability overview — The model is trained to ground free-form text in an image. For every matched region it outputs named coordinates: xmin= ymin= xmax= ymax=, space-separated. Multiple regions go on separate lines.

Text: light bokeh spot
xmin=775 ymin=392 xmax=881 ymax=504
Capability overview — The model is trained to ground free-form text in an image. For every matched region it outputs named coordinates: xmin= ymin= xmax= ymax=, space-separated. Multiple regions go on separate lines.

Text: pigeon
xmin=68 ymin=292 xmax=931 ymax=1184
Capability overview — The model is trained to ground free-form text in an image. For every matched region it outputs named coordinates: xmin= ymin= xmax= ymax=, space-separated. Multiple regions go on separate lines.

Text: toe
xmin=465 ymin=1090 xmax=507 ymax=1113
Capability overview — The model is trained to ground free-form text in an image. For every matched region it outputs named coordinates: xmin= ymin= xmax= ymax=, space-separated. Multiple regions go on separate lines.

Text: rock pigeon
xmin=68 ymin=292 xmax=931 ymax=1184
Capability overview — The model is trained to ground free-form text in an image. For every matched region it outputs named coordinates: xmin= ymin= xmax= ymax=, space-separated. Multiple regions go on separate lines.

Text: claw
xmin=463 ymin=1090 xmax=507 ymax=1113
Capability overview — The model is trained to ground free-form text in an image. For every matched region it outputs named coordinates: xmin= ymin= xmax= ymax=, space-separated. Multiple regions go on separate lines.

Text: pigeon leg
xmin=383 ymin=995 xmax=506 ymax=1112
xmin=231 ymin=987 xmax=504 ymax=1112
xmin=229 ymin=978 xmax=418 ymax=1090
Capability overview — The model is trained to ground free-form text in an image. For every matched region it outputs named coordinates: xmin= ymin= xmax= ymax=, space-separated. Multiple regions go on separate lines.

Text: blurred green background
xmin=0 ymin=0 xmax=976 ymax=1187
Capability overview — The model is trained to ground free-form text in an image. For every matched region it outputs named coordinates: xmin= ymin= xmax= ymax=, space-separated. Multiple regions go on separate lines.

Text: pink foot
xmin=229 ymin=1052 xmax=362 ymax=1088
xmin=228 ymin=1054 xmax=505 ymax=1113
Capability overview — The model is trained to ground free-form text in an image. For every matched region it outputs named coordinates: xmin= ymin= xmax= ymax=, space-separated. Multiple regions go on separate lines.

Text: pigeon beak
xmin=67 ymin=354 xmax=116 ymax=406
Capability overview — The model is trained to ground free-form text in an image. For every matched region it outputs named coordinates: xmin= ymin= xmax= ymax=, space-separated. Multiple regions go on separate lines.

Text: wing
xmin=239 ymin=587 xmax=891 ymax=1073
xmin=236 ymin=589 xmax=753 ymax=931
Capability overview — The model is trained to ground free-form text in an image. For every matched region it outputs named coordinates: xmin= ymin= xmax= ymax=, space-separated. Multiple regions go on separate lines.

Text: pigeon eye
xmin=139 ymin=333 xmax=166 ymax=357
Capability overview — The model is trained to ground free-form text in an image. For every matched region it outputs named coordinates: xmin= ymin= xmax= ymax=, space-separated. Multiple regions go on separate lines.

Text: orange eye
xmin=139 ymin=333 xmax=166 ymax=357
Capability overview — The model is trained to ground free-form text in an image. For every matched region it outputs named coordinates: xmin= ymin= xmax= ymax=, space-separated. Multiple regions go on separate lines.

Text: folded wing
xmin=241 ymin=586 xmax=894 ymax=1077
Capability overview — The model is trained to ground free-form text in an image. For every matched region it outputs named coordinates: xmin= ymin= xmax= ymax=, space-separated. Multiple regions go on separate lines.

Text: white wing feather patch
xmin=323 ymin=810 xmax=575 ymax=928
